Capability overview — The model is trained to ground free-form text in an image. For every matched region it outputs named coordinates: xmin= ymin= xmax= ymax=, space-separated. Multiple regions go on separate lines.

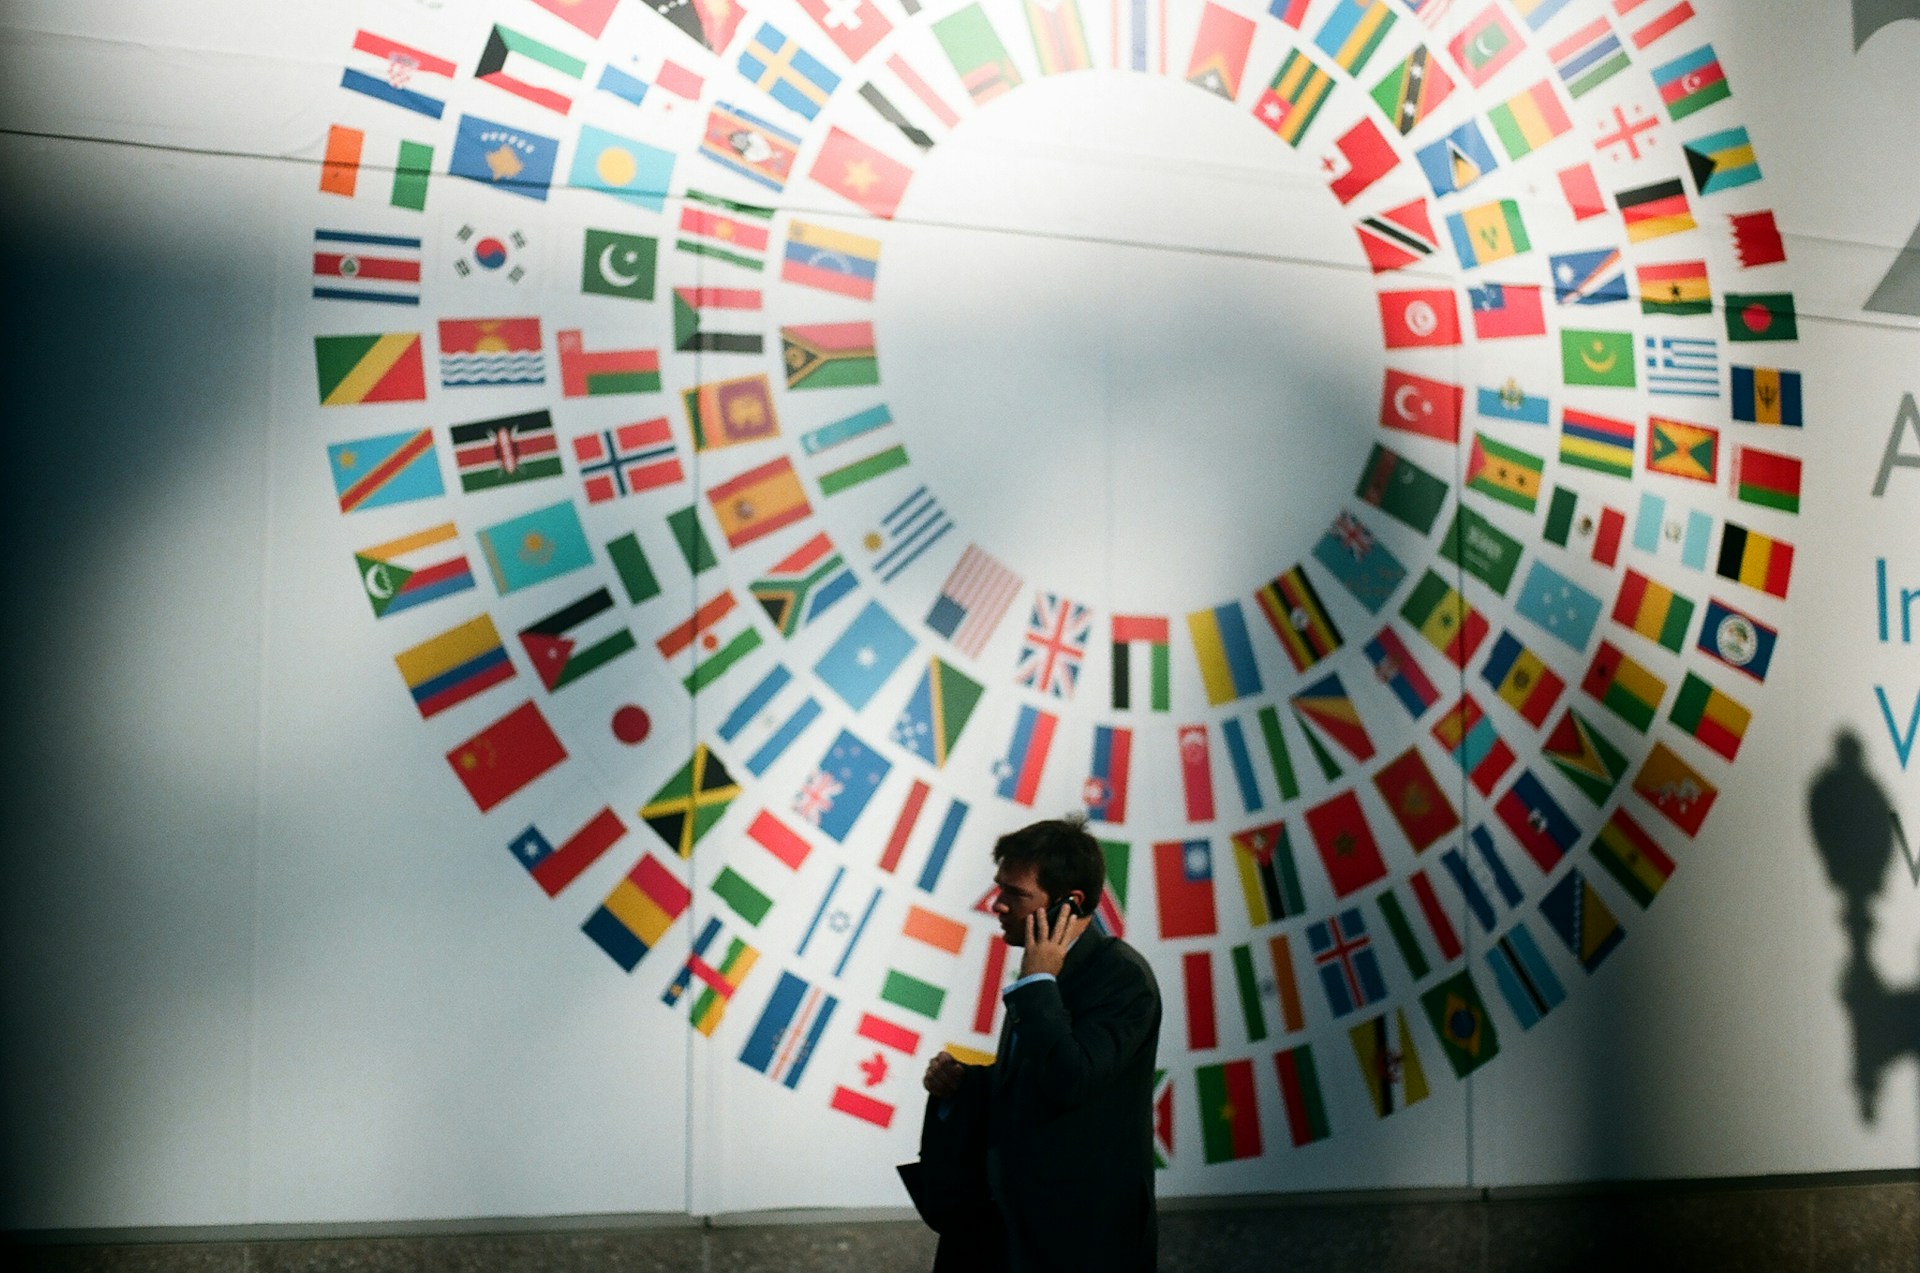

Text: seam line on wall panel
xmin=3 ymin=126 xmax=1915 ymax=336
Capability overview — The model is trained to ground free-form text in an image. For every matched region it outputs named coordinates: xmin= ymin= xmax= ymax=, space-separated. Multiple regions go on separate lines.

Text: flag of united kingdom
xmin=1015 ymin=592 xmax=1091 ymax=699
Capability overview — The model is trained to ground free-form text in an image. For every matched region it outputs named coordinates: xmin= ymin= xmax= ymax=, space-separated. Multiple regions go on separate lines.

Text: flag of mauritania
xmin=315 ymin=332 xmax=427 ymax=405
xmin=1561 ymin=329 xmax=1636 ymax=387
xmin=1195 ymin=1059 xmax=1263 ymax=1162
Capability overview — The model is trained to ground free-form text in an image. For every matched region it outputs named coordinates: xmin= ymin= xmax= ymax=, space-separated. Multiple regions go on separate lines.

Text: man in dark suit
xmin=912 ymin=818 xmax=1161 ymax=1272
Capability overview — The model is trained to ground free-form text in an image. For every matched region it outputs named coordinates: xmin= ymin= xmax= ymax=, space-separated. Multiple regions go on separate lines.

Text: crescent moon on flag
xmin=1581 ymin=343 xmax=1618 ymax=374
xmin=1471 ymin=32 xmax=1503 ymax=63
xmin=363 ymin=562 xmax=397 ymax=600
xmin=598 ymin=243 xmax=643 ymax=288
xmin=1394 ymin=384 xmax=1424 ymax=420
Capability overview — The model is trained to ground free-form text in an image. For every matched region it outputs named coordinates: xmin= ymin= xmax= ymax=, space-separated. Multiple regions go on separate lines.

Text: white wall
xmin=1 ymin=0 xmax=1915 ymax=1230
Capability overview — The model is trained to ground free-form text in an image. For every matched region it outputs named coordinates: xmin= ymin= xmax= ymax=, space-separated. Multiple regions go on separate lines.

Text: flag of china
xmin=446 ymin=700 xmax=567 ymax=811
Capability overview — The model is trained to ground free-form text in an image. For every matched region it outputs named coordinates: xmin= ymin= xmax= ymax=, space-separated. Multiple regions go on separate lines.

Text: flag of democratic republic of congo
xmin=328 ymin=428 xmax=442 ymax=512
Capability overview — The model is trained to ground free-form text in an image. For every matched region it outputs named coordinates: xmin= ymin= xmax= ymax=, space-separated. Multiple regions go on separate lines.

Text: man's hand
xmin=923 ymin=1050 xmax=967 ymax=1098
xmin=1018 ymin=903 xmax=1086 ymax=978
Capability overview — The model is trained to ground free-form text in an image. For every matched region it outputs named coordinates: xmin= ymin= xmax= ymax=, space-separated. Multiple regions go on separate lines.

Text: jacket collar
xmin=1058 ymin=927 xmax=1107 ymax=982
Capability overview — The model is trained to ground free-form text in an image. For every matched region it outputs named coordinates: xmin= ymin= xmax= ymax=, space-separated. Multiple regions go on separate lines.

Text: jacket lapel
xmin=993 ymin=931 xmax=1108 ymax=1092
xmin=1058 ymin=930 xmax=1107 ymax=986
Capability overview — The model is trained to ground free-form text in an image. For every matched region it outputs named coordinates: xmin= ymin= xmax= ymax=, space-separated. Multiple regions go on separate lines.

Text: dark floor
xmin=8 ymin=1177 xmax=1917 ymax=1273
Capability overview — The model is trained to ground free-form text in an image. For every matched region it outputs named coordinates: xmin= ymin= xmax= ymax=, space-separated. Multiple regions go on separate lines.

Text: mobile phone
xmin=1047 ymin=893 xmax=1080 ymax=927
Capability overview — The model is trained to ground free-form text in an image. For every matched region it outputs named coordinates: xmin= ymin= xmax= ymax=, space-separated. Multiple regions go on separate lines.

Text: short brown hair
xmin=992 ymin=816 xmax=1105 ymax=914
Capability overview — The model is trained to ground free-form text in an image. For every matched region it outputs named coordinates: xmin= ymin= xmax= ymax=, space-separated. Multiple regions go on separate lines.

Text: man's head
xmin=991 ymin=817 xmax=1105 ymax=946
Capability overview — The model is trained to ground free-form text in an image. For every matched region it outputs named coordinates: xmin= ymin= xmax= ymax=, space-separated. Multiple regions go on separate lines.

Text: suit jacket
xmin=914 ymin=931 xmax=1161 ymax=1273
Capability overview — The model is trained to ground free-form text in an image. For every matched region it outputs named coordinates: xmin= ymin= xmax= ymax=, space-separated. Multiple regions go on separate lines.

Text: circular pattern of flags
xmin=307 ymin=0 xmax=1802 ymax=1176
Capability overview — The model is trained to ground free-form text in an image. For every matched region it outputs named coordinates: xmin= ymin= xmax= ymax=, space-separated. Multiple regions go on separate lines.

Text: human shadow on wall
xmin=1807 ymin=730 xmax=1920 ymax=1121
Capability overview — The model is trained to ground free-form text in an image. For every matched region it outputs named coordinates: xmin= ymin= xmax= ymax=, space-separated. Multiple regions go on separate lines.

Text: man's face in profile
xmin=991 ymin=862 xmax=1048 ymax=947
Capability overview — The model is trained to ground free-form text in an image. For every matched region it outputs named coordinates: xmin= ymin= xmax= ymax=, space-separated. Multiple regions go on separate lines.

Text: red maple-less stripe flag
xmin=972 ymin=934 xmax=1011 ymax=1035
xmin=810 ymin=127 xmax=913 ymax=219
xmin=1154 ymin=839 xmax=1218 ymax=938
xmin=1408 ymin=868 xmax=1464 ymax=960
xmin=1558 ymin=162 xmax=1607 ymax=220
xmin=1380 ymin=369 xmax=1463 ymax=442
xmin=1183 ymin=951 xmax=1219 ymax=1049
xmin=446 ymin=701 xmax=568 ymax=812
xmin=1619 ymin=0 xmax=1696 ymax=48
xmin=878 ymin=780 xmax=930 ymax=874
xmin=1379 ymin=289 xmax=1463 ymax=348
xmin=1178 ymin=724 xmax=1216 ymax=822
xmin=830 ymin=1085 xmax=895 ymax=1128
xmin=1325 ymin=115 xmax=1399 ymax=205
xmin=858 ymin=1010 xmax=922 ymax=1056
xmin=1305 ymin=789 xmax=1389 ymax=898
xmin=747 ymin=810 xmax=813 ymax=869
